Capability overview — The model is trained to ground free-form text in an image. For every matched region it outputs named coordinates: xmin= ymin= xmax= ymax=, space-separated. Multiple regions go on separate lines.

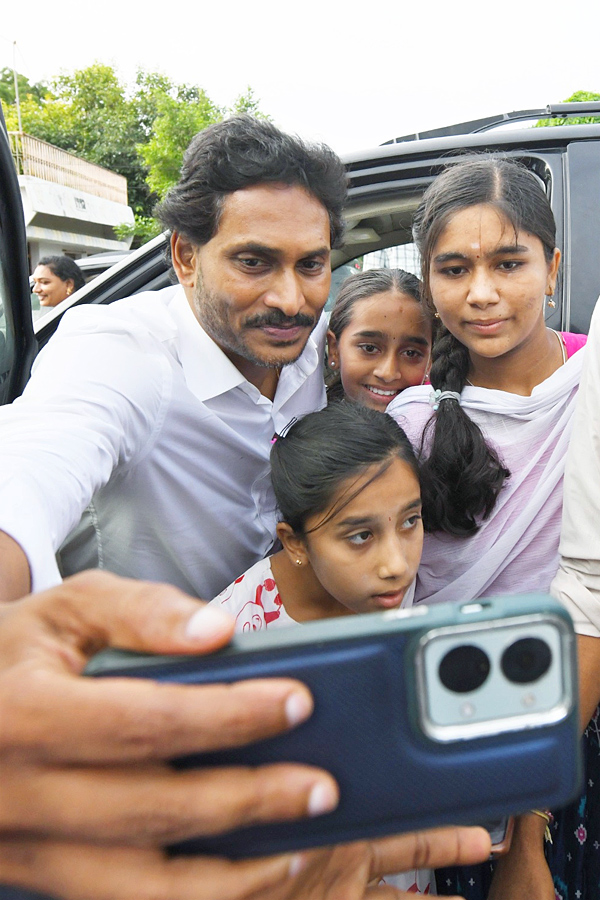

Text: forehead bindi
xmin=434 ymin=204 xmax=532 ymax=258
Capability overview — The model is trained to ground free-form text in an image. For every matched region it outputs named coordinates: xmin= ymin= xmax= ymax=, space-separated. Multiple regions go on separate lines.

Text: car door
xmin=0 ymin=107 xmax=37 ymax=404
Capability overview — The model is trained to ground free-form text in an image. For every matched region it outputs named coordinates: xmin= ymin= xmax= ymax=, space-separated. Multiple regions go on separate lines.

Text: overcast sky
xmin=1 ymin=0 xmax=597 ymax=155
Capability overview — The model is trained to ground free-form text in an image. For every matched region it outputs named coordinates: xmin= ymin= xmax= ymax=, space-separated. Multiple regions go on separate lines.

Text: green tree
xmin=536 ymin=91 xmax=600 ymax=127
xmin=1 ymin=63 xmax=154 ymax=220
xmin=0 ymin=68 xmax=46 ymax=105
xmin=1 ymin=64 xmax=269 ymax=245
xmin=138 ymin=84 xmax=223 ymax=199
xmin=231 ymin=86 xmax=269 ymax=118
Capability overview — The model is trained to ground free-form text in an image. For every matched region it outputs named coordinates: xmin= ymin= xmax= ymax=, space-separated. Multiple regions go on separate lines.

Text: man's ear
xmin=276 ymin=522 xmax=310 ymax=566
xmin=171 ymin=232 xmax=198 ymax=288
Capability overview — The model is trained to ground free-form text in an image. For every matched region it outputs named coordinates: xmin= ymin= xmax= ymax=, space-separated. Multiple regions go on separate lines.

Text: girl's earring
xmin=433 ymin=311 xmax=440 ymax=320
xmin=295 ymin=558 xmax=303 ymax=566
xmin=547 ymin=296 xmax=556 ymax=309
xmin=329 ymin=360 xmax=337 ymax=369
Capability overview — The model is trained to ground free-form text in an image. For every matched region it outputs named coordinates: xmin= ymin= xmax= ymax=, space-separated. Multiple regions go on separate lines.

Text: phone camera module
xmin=438 ymin=644 xmax=490 ymax=693
xmin=501 ymin=637 xmax=552 ymax=685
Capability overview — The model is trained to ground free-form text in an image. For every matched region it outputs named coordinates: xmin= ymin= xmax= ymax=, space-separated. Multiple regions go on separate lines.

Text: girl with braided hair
xmin=387 ymin=157 xmax=589 ymax=900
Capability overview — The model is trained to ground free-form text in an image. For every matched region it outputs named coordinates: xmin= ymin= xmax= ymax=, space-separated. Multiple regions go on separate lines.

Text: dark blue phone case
xmin=87 ymin=594 xmax=582 ymax=858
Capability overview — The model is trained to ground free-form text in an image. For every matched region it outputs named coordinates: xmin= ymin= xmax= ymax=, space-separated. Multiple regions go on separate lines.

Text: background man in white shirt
xmin=0 ymin=115 xmax=347 ymax=602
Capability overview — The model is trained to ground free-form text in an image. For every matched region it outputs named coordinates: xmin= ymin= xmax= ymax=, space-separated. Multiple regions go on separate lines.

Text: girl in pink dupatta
xmin=386 ymin=157 xmax=588 ymax=900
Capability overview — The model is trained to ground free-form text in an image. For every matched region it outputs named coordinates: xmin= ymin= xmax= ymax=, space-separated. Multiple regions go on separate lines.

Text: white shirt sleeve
xmin=0 ymin=307 xmax=172 ymax=592
xmin=551 ymin=300 xmax=600 ymax=636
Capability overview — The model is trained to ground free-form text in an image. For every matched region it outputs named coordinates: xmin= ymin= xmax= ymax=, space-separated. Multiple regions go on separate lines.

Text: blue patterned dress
xmin=436 ymin=706 xmax=600 ymax=899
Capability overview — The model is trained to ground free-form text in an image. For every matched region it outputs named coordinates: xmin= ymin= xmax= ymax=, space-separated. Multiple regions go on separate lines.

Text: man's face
xmin=174 ymin=183 xmax=332 ymax=379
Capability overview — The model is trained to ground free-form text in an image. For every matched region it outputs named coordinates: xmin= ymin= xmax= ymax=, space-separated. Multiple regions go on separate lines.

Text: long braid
xmin=419 ymin=327 xmax=510 ymax=535
xmin=429 ymin=327 xmax=470 ymax=393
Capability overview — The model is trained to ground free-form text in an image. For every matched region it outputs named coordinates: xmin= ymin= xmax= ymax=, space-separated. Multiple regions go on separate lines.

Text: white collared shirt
xmin=0 ymin=285 xmax=327 ymax=598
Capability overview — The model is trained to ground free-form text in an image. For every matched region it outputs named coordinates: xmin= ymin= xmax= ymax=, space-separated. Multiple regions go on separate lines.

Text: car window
xmin=362 ymin=242 xmax=420 ymax=276
xmin=326 ymin=241 xmax=421 ymax=312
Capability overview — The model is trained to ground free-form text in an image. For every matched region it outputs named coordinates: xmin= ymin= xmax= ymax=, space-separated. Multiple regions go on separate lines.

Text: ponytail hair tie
xmin=429 ymin=389 xmax=461 ymax=411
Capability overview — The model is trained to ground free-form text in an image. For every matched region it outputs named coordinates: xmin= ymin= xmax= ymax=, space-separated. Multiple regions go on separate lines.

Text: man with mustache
xmin=0 ymin=115 xmax=345 ymax=602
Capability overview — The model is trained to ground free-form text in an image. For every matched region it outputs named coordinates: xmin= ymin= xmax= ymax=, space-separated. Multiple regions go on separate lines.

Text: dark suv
xmin=2 ymin=102 xmax=600 ymax=405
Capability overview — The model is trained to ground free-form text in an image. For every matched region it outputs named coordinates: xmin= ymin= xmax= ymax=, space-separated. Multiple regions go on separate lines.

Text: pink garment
xmin=561 ymin=331 xmax=587 ymax=358
xmin=387 ymin=334 xmax=587 ymax=605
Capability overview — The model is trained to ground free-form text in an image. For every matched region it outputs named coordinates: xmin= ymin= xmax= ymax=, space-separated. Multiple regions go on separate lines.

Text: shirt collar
xmin=168 ymin=285 xmax=326 ymax=406
xmin=168 ymin=287 xmax=245 ymax=401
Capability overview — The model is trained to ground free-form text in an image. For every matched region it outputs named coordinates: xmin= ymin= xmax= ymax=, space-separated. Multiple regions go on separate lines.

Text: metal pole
xmin=12 ymin=41 xmax=23 ymax=133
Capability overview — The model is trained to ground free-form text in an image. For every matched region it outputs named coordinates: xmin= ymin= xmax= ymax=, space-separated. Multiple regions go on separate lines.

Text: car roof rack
xmin=382 ymin=102 xmax=600 ymax=145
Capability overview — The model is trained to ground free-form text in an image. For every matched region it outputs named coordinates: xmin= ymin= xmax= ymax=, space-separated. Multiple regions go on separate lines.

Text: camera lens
xmin=501 ymin=637 xmax=552 ymax=684
xmin=438 ymin=644 xmax=490 ymax=693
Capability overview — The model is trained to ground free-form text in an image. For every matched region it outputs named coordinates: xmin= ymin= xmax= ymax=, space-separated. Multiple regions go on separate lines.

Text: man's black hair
xmin=156 ymin=115 xmax=347 ymax=249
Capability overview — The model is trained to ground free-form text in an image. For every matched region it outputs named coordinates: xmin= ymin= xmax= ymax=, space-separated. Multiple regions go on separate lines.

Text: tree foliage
xmin=0 ymin=68 xmax=46 ymax=105
xmin=536 ymin=91 xmax=600 ymax=127
xmin=138 ymin=84 xmax=223 ymax=199
xmin=1 ymin=64 xmax=269 ymax=244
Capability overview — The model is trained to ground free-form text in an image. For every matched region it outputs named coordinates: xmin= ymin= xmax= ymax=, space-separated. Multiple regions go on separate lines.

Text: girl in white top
xmin=211 ymin=401 xmax=432 ymax=894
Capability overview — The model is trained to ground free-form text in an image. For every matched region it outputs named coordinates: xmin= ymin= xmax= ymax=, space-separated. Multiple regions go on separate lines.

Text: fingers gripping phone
xmin=86 ymin=593 xmax=581 ymax=858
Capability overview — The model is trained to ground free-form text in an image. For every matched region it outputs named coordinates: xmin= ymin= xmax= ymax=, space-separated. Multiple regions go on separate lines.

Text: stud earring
xmin=329 ymin=360 xmax=337 ymax=369
xmin=295 ymin=559 xmax=303 ymax=566
xmin=434 ymin=311 xmax=440 ymax=320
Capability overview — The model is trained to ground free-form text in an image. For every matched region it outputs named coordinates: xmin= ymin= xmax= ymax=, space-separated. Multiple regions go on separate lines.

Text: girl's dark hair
xmin=37 ymin=255 xmax=85 ymax=292
xmin=412 ymin=156 xmax=557 ymax=536
xmin=270 ymin=402 xmax=419 ymax=534
xmin=328 ymin=268 xmax=424 ymax=341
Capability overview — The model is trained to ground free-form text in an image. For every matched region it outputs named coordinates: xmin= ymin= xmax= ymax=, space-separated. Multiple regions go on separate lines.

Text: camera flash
xmin=521 ymin=693 xmax=536 ymax=707
xmin=460 ymin=702 xmax=476 ymax=718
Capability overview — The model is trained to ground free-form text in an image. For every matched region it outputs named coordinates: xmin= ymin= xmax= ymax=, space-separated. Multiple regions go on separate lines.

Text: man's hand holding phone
xmin=0 ymin=570 xmax=491 ymax=900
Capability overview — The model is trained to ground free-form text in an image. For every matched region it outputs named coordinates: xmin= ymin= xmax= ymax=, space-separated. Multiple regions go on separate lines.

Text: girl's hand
xmin=248 ymin=827 xmax=492 ymax=900
xmin=487 ymin=813 xmax=554 ymax=900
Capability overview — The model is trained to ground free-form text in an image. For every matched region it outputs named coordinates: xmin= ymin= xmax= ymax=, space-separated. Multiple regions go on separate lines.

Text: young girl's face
xmin=327 ymin=290 xmax=432 ymax=412
xmin=299 ymin=456 xmax=423 ymax=614
xmin=429 ymin=203 xmax=560 ymax=367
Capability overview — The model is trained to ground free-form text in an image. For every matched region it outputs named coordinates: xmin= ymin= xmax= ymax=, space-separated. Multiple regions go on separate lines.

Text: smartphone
xmin=86 ymin=592 xmax=581 ymax=858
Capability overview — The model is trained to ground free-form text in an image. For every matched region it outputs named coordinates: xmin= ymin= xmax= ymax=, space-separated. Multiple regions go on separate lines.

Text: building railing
xmin=9 ymin=132 xmax=128 ymax=205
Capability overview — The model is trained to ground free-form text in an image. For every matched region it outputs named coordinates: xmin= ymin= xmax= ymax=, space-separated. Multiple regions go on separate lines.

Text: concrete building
xmin=9 ymin=132 xmax=134 ymax=269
